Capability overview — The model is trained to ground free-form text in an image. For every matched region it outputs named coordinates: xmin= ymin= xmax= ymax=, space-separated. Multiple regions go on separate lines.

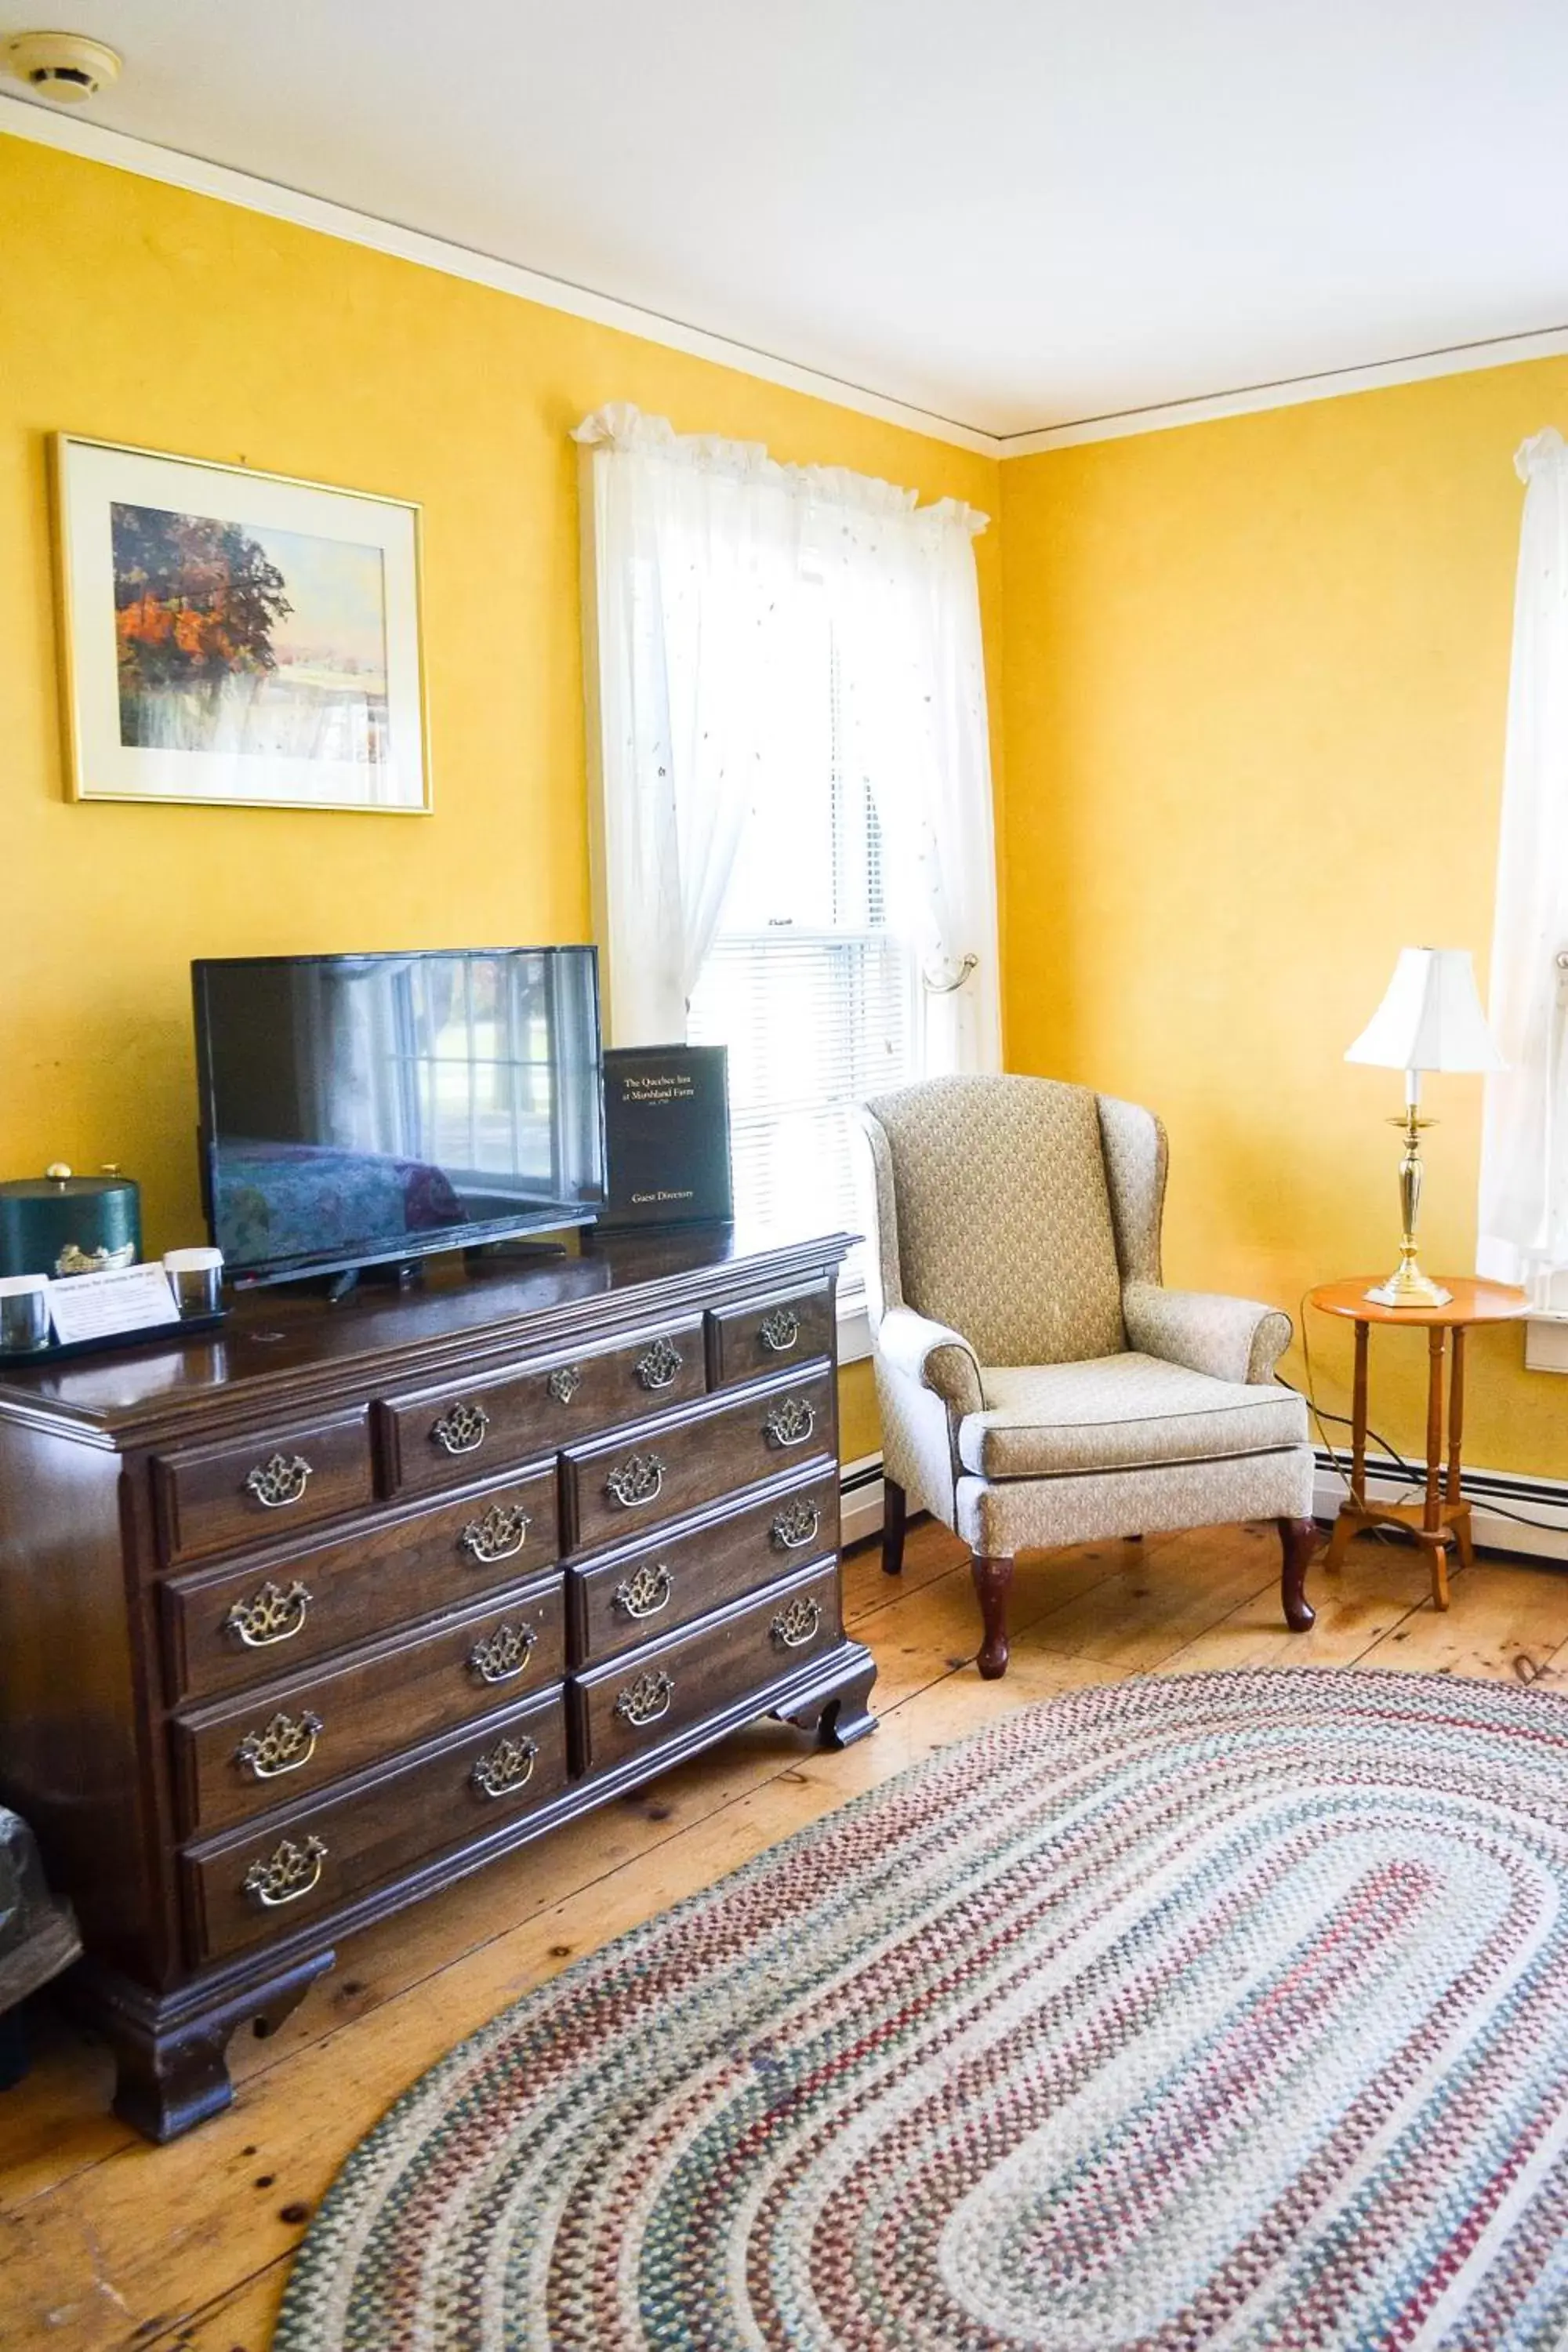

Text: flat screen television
xmin=193 ymin=948 xmax=605 ymax=1284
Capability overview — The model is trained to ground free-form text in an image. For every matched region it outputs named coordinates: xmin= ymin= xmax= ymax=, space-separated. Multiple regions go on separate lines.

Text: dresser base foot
xmin=818 ymin=1659 xmax=879 ymax=1749
xmin=773 ymin=1640 xmax=878 ymax=1751
xmin=69 ymin=1948 xmax=336 ymax=2143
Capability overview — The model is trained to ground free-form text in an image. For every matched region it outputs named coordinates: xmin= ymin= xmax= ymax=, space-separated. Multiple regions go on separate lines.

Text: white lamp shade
xmin=1345 ymin=946 xmax=1505 ymax=1074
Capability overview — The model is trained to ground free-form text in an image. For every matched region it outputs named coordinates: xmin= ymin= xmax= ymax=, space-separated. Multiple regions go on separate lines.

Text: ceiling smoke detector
xmin=4 ymin=30 xmax=122 ymax=103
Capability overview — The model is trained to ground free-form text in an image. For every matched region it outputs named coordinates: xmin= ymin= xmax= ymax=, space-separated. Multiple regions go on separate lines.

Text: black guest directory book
xmin=600 ymin=1046 xmax=733 ymax=1230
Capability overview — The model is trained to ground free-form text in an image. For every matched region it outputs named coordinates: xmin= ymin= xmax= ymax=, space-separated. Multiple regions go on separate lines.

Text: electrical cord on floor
xmin=1286 ymin=1293 xmax=1568 ymax=1537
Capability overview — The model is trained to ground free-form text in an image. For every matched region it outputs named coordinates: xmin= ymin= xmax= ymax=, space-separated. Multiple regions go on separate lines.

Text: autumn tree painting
xmin=59 ymin=435 xmax=421 ymax=806
xmin=111 ymin=503 xmax=295 ymax=746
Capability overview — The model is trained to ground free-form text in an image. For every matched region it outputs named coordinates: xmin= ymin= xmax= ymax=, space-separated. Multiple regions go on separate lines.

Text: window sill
xmin=837 ymin=1287 xmax=873 ymax=1367
xmin=1526 ymin=1313 xmax=1568 ymax=1373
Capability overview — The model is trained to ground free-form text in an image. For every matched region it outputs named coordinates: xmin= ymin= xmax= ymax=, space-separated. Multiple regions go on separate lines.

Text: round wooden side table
xmin=1306 ymin=1278 xmax=1527 ymax=1610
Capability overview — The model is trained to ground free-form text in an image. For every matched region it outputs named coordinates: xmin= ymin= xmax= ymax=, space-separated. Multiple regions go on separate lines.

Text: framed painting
xmin=53 ymin=436 xmax=430 ymax=812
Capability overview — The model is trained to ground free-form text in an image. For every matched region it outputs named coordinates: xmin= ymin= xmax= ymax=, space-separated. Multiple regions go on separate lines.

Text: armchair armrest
xmin=875 ymin=1306 xmax=985 ymax=1416
xmin=1123 ymin=1281 xmax=1291 ymax=1387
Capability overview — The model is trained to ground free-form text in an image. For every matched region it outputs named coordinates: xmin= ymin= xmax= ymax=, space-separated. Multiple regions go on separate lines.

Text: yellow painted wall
xmin=1001 ymin=360 xmax=1568 ymax=1478
xmin=0 ymin=131 xmax=1002 ymax=1461
xmin=17 ymin=128 xmax=1566 ymax=1486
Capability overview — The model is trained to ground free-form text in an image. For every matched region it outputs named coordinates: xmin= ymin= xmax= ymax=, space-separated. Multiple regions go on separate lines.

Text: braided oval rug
xmin=274 ymin=1669 xmax=1568 ymax=2352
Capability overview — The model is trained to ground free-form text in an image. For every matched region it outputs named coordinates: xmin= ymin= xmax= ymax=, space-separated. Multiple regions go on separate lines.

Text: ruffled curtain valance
xmin=573 ymin=401 xmax=987 ymax=533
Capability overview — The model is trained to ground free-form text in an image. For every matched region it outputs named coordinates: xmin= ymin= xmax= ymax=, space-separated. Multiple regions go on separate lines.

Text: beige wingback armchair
xmin=853 ymin=1075 xmax=1317 ymax=1678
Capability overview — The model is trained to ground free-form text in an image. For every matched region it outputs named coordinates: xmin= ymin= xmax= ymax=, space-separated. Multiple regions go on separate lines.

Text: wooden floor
xmin=5 ymin=1517 xmax=1568 ymax=2350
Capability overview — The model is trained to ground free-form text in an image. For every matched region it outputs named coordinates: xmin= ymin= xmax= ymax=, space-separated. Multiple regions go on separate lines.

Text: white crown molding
xmin=0 ymin=97 xmax=1001 ymax=459
xmin=1000 ymin=324 xmax=1568 ymax=455
xmin=7 ymin=93 xmax=1568 ymax=462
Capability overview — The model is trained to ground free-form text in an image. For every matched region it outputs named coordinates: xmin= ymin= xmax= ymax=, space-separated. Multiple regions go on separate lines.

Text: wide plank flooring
xmin=4 ymin=1519 xmax=1567 ymax=2350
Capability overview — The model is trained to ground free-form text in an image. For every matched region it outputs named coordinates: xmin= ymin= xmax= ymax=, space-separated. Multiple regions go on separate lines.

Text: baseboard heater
xmin=841 ymin=1450 xmax=1568 ymax=1570
xmin=1312 ymin=1449 xmax=1568 ymax=1569
xmin=840 ymin=1454 xmax=886 ymax=1550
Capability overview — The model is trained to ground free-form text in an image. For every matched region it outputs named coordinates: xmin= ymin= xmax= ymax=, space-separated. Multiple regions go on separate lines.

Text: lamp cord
xmin=1287 ymin=1291 xmax=1568 ymax=1537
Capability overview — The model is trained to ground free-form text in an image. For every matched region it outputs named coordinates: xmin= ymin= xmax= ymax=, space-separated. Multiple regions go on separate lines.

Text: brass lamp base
xmin=1364 ymin=1101 xmax=1451 ymax=1308
xmin=1364 ymin=1260 xmax=1453 ymax=1309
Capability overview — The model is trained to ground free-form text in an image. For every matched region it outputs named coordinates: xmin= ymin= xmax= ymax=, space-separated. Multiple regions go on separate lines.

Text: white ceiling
xmin=5 ymin=1 xmax=1568 ymax=439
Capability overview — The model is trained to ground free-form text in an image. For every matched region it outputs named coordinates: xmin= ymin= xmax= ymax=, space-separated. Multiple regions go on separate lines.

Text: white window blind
xmin=687 ymin=633 xmax=920 ymax=1262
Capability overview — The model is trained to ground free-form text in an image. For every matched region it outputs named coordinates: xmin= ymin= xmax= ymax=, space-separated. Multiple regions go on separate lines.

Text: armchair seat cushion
xmin=956 ymin=1352 xmax=1308 ymax=1480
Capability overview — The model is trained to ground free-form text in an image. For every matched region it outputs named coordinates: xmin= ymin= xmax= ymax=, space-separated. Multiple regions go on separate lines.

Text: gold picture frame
xmin=53 ymin=434 xmax=431 ymax=813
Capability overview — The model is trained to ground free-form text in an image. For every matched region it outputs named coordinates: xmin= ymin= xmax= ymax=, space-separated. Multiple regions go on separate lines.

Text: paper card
xmin=47 ymin=1263 xmax=180 ymax=1346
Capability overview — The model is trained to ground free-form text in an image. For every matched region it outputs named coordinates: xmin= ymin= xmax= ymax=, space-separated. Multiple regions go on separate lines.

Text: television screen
xmin=193 ymin=948 xmax=605 ymax=1282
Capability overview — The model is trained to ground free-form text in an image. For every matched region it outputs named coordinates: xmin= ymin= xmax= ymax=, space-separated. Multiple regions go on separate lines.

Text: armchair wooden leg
xmin=1278 ymin=1516 xmax=1318 ymax=1634
xmin=971 ymin=1554 xmax=1014 ymax=1679
xmin=881 ymin=1478 xmax=907 ymax=1577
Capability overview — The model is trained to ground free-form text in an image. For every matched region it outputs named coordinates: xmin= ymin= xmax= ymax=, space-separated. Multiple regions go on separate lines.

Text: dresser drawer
xmin=377 ymin=1315 xmax=706 ymax=1497
xmin=162 ymin=1464 xmax=560 ymax=1705
xmin=152 ymin=1410 xmax=376 ymax=1568
xmin=564 ymin=1367 xmax=836 ymax=1555
xmin=171 ymin=1569 xmax=566 ymax=1838
xmin=183 ymin=1686 xmax=569 ymax=1962
xmin=706 ymin=1281 xmax=834 ymax=1388
xmin=572 ymin=1561 xmax=841 ymax=1778
xmin=571 ymin=1468 xmax=839 ymax=1666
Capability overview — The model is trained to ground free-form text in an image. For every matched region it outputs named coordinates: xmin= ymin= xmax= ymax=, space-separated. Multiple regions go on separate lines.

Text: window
xmin=687 ymin=636 xmax=921 ymax=1259
xmin=1478 ymin=427 xmax=1568 ymax=1310
xmin=575 ymin=404 xmax=1000 ymax=1290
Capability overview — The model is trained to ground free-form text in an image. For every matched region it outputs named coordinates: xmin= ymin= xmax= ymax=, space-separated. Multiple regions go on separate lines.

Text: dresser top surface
xmin=0 ymin=1226 xmax=853 ymax=1439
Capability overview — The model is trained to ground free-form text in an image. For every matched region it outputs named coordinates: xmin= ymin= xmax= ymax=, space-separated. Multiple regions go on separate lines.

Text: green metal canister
xmin=0 ymin=1164 xmax=142 ymax=1279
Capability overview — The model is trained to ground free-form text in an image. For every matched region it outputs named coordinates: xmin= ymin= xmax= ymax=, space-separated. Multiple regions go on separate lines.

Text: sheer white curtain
xmin=808 ymin=484 xmax=1001 ymax=1074
xmin=574 ymin=404 xmax=1000 ymax=1068
xmin=1478 ymin=427 xmax=1568 ymax=1305
xmin=573 ymin=405 xmax=804 ymax=1044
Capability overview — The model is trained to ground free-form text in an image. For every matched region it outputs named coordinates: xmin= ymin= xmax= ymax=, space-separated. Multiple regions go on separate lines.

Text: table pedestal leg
xmin=1316 ymin=1312 xmax=1467 ymax=1611
xmin=1448 ymin=1327 xmax=1476 ymax=1573
xmin=1323 ymin=1319 xmax=1369 ymax=1575
xmin=1423 ymin=1326 xmax=1450 ymax=1611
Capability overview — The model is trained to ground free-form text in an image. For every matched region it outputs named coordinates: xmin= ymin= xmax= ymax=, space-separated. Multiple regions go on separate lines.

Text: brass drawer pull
xmin=467 ymin=1621 xmax=538 ymax=1685
xmin=470 ymin=1733 xmax=539 ymax=1799
xmin=242 ymin=1834 xmax=327 ymax=1909
xmin=234 ymin=1709 xmax=323 ymax=1780
xmin=605 ymin=1452 xmax=666 ymax=1509
xmin=634 ymin=1337 xmax=684 ymax=1392
xmin=759 ymin=1306 xmax=800 ymax=1353
xmin=613 ymin=1561 xmax=673 ymax=1621
xmin=764 ymin=1397 xmax=815 ymax=1450
xmin=771 ymin=1498 xmax=821 ymax=1552
xmin=224 ymin=1578 xmax=312 ymax=1649
xmin=613 ymin=1668 xmax=675 ymax=1728
xmin=771 ymin=1595 xmax=823 ymax=1650
xmin=459 ymin=1501 xmax=532 ymax=1564
xmin=547 ymin=1363 xmax=583 ymax=1404
xmin=432 ymin=1400 xmax=490 ymax=1456
xmin=244 ymin=1452 xmax=314 ymax=1509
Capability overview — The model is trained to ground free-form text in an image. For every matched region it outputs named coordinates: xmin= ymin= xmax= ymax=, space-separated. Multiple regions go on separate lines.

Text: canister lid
xmin=0 ymin=1272 xmax=49 ymax=1296
xmin=164 ymin=1247 xmax=224 ymax=1271
xmin=0 ymin=1164 xmax=138 ymax=1200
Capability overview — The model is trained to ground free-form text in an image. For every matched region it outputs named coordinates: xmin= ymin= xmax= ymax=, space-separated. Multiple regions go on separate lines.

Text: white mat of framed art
xmin=54 ymin=435 xmax=429 ymax=812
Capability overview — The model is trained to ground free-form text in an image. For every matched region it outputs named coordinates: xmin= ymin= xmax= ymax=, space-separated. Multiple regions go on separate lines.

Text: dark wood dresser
xmin=0 ymin=1229 xmax=874 ymax=2140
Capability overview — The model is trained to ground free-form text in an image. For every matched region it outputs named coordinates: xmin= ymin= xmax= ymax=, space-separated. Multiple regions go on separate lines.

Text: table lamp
xmin=1345 ymin=947 xmax=1504 ymax=1308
